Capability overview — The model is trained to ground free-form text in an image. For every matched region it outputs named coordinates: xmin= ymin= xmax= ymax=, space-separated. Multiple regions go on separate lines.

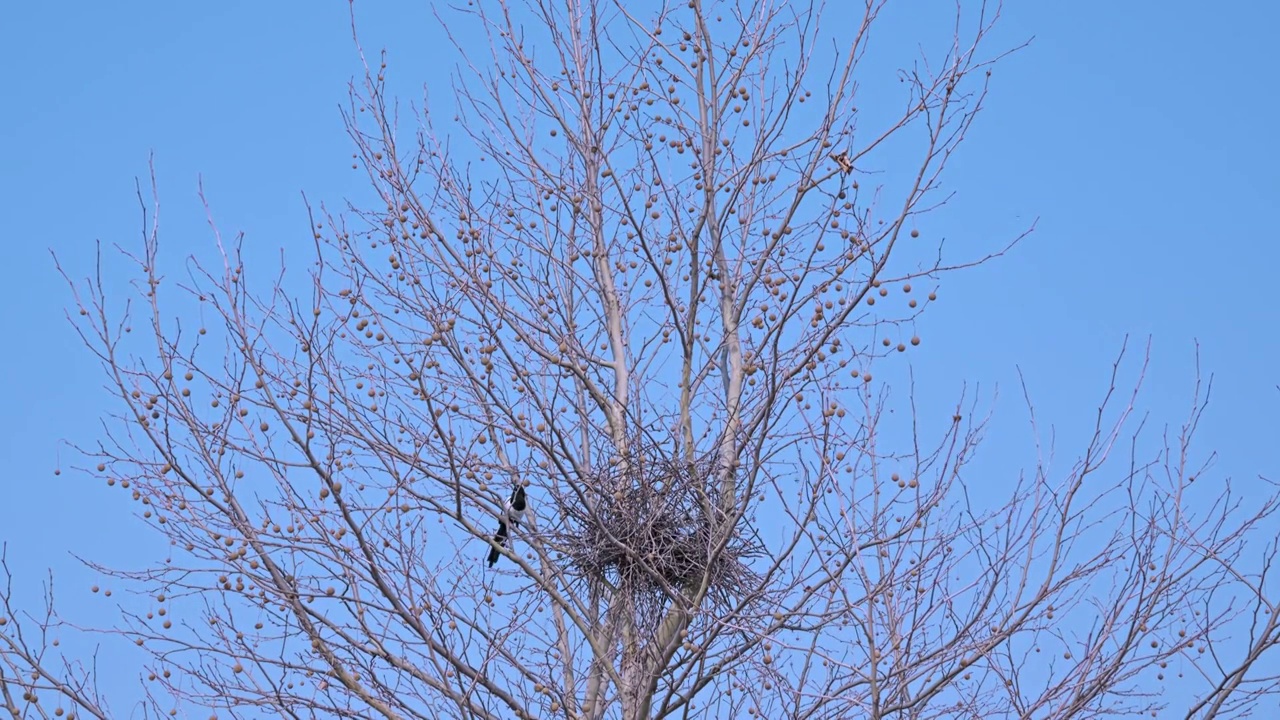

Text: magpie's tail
xmin=486 ymin=520 xmax=509 ymax=568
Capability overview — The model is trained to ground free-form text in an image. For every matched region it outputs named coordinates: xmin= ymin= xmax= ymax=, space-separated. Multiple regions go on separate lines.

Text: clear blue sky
xmin=1 ymin=0 xmax=1277 ymax=711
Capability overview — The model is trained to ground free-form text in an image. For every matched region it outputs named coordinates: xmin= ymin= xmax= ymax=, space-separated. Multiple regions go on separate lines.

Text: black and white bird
xmin=486 ymin=484 xmax=528 ymax=568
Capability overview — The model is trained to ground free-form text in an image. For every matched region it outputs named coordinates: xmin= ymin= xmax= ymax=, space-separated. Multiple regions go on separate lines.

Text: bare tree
xmin=4 ymin=1 xmax=1278 ymax=718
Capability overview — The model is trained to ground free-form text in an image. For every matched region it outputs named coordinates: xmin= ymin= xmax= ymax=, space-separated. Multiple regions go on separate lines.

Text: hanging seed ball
xmin=909 ymin=299 xmax=918 ymax=308
xmin=910 ymin=228 xmax=919 ymax=238
xmin=911 ymin=336 xmax=921 ymax=346
xmin=882 ymin=338 xmax=891 ymax=347
xmin=903 ymin=284 xmax=912 ymax=293
xmin=897 ymin=343 xmax=906 ymax=352
xmin=928 ymin=292 xmax=937 ymax=301
xmin=862 ymin=373 xmax=872 ymax=383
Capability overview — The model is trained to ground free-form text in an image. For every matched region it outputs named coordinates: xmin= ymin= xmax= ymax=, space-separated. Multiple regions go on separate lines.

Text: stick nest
xmin=556 ymin=446 xmax=760 ymax=609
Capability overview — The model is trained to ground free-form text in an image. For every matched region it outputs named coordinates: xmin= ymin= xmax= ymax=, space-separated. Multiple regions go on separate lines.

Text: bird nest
xmin=556 ymin=445 xmax=760 ymax=613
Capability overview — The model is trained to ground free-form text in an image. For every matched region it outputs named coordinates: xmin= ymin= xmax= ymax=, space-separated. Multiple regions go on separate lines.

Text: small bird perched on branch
xmin=829 ymin=150 xmax=854 ymax=175
xmin=486 ymin=484 xmax=528 ymax=568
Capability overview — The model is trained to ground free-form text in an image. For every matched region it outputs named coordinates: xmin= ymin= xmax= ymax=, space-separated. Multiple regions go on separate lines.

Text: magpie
xmin=486 ymin=484 xmax=528 ymax=568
